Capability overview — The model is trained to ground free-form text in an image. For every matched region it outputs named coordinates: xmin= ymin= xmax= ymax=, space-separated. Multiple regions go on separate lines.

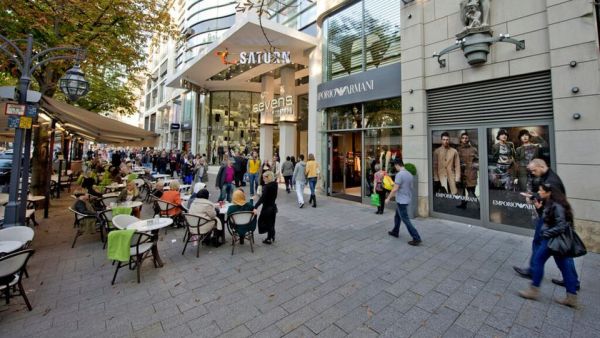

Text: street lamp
xmin=0 ymin=33 xmax=88 ymax=227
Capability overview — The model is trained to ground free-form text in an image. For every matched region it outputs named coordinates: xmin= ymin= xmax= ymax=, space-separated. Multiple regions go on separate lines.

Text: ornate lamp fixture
xmin=59 ymin=64 xmax=89 ymax=101
xmin=432 ymin=0 xmax=525 ymax=67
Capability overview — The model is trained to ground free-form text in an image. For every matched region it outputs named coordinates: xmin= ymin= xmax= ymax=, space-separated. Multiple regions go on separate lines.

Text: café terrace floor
xmin=0 ymin=176 xmax=598 ymax=338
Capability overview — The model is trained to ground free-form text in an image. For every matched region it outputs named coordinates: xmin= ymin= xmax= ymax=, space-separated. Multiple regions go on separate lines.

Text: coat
xmin=457 ymin=143 xmax=478 ymax=187
xmin=255 ymin=181 xmax=278 ymax=234
xmin=188 ymin=198 xmax=222 ymax=232
xmin=433 ymin=146 xmax=461 ymax=194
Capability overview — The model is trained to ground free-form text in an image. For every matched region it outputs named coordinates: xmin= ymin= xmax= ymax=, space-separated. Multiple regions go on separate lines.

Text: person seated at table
xmin=188 ymin=188 xmax=223 ymax=235
xmin=81 ymin=171 xmax=103 ymax=198
xmin=119 ymin=181 xmax=141 ymax=217
xmin=161 ymin=180 xmax=183 ymax=217
xmin=227 ymin=189 xmax=255 ymax=244
xmin=72 ymin=193 xmax=98 ymax=234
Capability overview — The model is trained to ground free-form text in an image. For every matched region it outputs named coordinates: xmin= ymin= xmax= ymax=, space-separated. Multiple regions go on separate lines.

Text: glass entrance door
xmin=329 ymin=132 xmax=362 ymax=201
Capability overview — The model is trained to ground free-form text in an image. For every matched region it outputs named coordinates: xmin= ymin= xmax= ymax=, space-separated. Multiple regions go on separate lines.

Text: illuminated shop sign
xmin=253 ymin=95 xmax=293 ymax=116
xmin=215 ymin=49 xmax=292 ymax=65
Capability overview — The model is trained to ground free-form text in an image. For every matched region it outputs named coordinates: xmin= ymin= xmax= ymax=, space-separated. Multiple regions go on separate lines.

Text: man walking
xmin=513 ymin=158 xmax=580 ymax=289
xmin=247 ymin=151 xmax=261 ymax=196
xmin=292 ymin=154 xmax=307 ymax=208
xmin=386 ymin=159 xmax=422 ymax=246
xmin=281 ymin=156 xmax=294 ymax=193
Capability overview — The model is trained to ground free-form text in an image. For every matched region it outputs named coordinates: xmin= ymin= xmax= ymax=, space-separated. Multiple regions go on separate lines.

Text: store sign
xmin=317 ymin=63 xmax=402 ymax=110
xmin=253 ymin=95 xmax=294 ymax=118
xmin=215 ymin=49 xmax=292 ymax=65
xmin=170 ymin=123 xmax=180 ymax=130
xmin=4 ymin=103 xmax=25 ymax=116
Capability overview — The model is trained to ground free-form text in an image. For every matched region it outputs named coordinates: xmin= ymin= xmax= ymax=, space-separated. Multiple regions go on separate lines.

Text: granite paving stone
xmin=0 ymin=171 xmax=598 ymax=338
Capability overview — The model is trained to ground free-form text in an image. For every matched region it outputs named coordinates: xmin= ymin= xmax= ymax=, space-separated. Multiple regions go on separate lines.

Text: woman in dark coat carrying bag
xmin=254 ymin=171 xmax=278 ymax=244
xmin=519 ymin=183 xmax=582 ymax=308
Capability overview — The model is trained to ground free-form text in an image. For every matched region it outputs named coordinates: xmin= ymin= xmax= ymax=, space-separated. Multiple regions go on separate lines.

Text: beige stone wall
xmin=402 ymin=0 xmax=600 ymax=251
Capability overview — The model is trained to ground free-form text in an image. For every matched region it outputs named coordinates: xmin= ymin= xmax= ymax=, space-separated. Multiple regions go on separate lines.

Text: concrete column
xmin=279 ymin=65 xmax=297 ymax=161
xmin=260 ymin=73 xmax=274 ymax=162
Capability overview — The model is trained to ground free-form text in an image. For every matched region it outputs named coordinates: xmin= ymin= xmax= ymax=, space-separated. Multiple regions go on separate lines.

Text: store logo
xmin=253 ymin=95 xmax=294 ymax=116
xmin=317 ymin=80 xmax=374 ymax=101
xmin=215 ymin=49 xmax=237 ymax=65
xmin=239 ymin=51 xmax=291 ymax=65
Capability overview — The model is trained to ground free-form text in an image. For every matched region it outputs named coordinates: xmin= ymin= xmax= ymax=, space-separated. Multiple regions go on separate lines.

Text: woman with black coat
xmin=254 ymin=171 xmax=278 ymax=244
xmin=519 ymin=183 xmax=579 ymax=308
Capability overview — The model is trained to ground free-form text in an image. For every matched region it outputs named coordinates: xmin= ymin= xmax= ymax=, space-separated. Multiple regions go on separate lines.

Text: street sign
xmin=7 ymin=116 xmax=20 ymax=128
xmin=25 ymin=105 xmax=38 ymax=117
xmin=4 ymin=103 xmax=25 ymax=116
xmin=19 ymin=116 xmax=33 ymax=129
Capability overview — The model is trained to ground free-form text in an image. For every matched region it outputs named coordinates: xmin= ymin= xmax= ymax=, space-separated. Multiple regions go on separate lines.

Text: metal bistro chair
xmin=68 ymin=207 xmax=99 ymax=248
xmin=181 ymin=214 xmax=217 ymax=258
xmin=100 ymin=195 xmax=119 ymax=209
xmin=98 ymin=209 xmax=127 ymax=249
xmin=0 ymin=249 xmax=35 ymax=311
xmin=109 ymin=231 xmax=155 ymax=285
xmin=226 ymin=211 xmax=257 ymax=255
xmin=156 ymin=200 xmax=184 ymax=233
xmin=0 ymin=226 xmax=34 ymax=278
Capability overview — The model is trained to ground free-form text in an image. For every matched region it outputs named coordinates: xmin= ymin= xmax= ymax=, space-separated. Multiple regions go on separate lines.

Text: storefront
xmin=318 ymin=63 xmax=402 ymax=202
xmin=427 ymin=71 xmax=555 ymax=233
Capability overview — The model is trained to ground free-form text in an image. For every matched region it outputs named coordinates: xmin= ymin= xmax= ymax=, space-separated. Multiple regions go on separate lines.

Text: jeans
xmin=284 ymin=175 xmax=292 ymax=192
xmin=392 ymin=203 xmax=421 ymax=241
xmin=249 ymin=172 xmax=260 ymax=195
xmin=529 ymin=218 xmax=580 ymax=287
xmin=308 ymin=177 xmax=317 ymax=195
xmin=295 ymin=181 xmax=305 ymax=204
xmin=531 ymin=239 xmax=578 ymax=295
xmin=219 ymin=182 xmax=234 ymax=202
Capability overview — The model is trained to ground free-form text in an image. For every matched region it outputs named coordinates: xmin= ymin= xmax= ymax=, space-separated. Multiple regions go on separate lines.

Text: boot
xmin=518 ymin=286 xmax=540 ymax=300
xmin=312 ymin=194 xmax=317 ymax=208
xmin=309 ymin=194 xmax=314 ymax=204
xmin=556 ymin=293 xmax=578 ymax=308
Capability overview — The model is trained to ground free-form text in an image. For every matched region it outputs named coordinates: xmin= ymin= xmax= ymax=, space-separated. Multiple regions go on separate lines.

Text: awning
xmin=41 ymin=96 xmax=158 ymax=147
xmin=166 ymin=14 xmax=318 ymax=91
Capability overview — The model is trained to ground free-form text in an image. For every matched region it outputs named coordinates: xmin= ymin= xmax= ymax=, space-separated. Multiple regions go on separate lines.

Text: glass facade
xmin=323 ymin=0 xmax=401 ymax=80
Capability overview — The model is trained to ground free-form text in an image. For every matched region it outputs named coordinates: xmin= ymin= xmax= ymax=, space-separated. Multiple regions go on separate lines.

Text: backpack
xmin=382 ymin=175 xmax=394 ymax=191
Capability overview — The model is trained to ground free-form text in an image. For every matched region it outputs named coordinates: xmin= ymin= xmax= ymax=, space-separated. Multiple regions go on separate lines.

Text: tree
xmin=0 ymin=0 xmax=175 ymax=195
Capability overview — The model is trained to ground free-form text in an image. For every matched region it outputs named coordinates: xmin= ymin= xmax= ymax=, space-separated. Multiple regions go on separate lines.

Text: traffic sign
xmin=7 ymin=116 xmax=20 ymax=128
xmin=19 ymin=116 xmax=33 ymax=129
xmin=25 ymin=105 xmax=38 ymax=117
xmin=4 ymin=103 xmax=25 ymax=116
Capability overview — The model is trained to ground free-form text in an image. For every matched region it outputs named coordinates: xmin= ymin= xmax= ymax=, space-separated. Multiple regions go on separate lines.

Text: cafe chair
xmin=68 ymin=207 xmax=99 ymax=248
xmin=157 ymin=200 xmax=184 ymax=231
xmin=98 ymin=209 xmax=118 ymax=249
xmin=109 ymin=231 xmax=155 ymax=285
xmin=226 ymin=211 xmax=257 ymax=255
xmin=100 ymin=196 xmax=119 ymax=209
xmin=181 ymin=214 xmax=217 ymax=258
xmin=0 ymin=249 xmax=35 ymax=311
xmin=111 ymin=214 xmax=140 ymax=230
xmin=0 ymin=226 xmax=34 ymax=248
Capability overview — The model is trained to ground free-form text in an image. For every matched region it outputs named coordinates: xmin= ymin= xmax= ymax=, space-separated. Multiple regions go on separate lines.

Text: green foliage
xmin=404 ymin=163 xmax=417 ymax=176
xmin=0 ymin=0 xmax=175 ymax=113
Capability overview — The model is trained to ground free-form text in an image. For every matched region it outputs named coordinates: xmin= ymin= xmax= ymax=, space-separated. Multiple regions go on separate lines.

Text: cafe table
xmin=125 ymin=218 xmax=173 ymax=267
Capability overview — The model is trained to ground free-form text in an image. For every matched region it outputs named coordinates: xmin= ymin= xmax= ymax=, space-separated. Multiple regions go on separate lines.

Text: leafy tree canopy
xmin=0 ymin=0 xmax=175 ymax=115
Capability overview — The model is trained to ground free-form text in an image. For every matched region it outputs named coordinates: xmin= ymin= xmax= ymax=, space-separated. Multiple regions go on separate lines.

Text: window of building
xmin=150 ymin=113 xmax=156 ymax=131
xmin=323 ymin=0 xmax=401 ymax=80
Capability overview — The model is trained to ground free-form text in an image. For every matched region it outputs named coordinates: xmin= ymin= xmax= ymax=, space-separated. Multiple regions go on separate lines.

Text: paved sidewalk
xmin=0 ymin=179 xmax=598 ymax=338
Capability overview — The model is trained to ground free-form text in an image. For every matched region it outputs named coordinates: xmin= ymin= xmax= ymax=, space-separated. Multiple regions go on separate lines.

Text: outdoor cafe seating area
xmin=0 ymin=160 xmax=257 ymax=312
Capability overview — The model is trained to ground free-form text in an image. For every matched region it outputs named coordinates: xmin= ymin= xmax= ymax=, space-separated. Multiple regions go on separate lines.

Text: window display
xmin=487 ymin=125 xmax=550 ymax=228
xmin=431 ymin=129 xmax=480 ymax=220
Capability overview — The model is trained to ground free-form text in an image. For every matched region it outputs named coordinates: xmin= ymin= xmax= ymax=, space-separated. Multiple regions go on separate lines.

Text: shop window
xmin=364 ymin=128 xmax=402 ymax=196
xmin=364 ymin=97 xmax=401 ymax=128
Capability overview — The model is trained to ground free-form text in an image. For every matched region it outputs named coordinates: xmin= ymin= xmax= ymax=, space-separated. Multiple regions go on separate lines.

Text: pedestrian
xmin=233 ymin=151 xmax=245 ymax=187
xmin=247 ymin=151 xmax=261 ymax=196
xmin=216 ymin=159 xmax=235 ymax=202
xmin=513 ymin=159 xmax=579 ymax=289
xmin=290 ymin=156 xmax=297 ymax=191
xmin=254 ymin=171 xmax=278 ymax=244
xmin=194 ymin=157 xmax=209 ymax=185
xmin=281 ymin=156 xmax=294 ymax=193
xmin=292 ymin=154 xmax=307 ymax=208
xmin=260 ymin=160 xmax=271 ymax=186
xmin=305 ymin=153 xmax=320 ymax=208
xmin=373 ymin=164 xmax=388 ymax=214
xmin=271 ymin=156 xmax=281 ymax=185
xmin=385 ymin=159 xmax=422 ymax=246
xmin=518 ymin=183 xmax=579 ymax=307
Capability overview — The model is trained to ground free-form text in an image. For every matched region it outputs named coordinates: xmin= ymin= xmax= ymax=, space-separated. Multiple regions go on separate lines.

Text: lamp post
xmin=0 ymin=33 xmax=88 ymax=227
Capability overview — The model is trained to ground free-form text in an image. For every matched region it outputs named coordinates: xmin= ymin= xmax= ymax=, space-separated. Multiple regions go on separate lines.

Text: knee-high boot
xmin=309 ymin=194 xmax=314 ymax=204
xmin=312 ymin=194 xmax=317 ymax=208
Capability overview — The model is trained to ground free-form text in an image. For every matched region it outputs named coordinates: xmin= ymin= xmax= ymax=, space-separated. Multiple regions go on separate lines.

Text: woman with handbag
xmin=519 ymin=183 xmax=582 ymax=308
xmin=372 ymin=164 xmax=387 ymax=214
xmin=253 ymin=171 xmax=278 ymax=245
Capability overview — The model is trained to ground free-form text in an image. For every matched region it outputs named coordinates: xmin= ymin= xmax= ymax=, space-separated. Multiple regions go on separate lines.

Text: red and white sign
xmin=4 ymin=103 xmax=26 ymax=116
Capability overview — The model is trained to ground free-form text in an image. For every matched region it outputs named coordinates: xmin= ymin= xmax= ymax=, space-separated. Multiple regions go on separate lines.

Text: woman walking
xmin=254 ymin=171 xmax=278 ymax=244
xmin=518 ymin=183 xmax=579 ymax=307
xmin=281 ymin=156 xmax=294 ymax=193
xmin=373 ymin=164 xmax=387 ymax=214
xmin=305 ymin=153 xmax=320 ymax=208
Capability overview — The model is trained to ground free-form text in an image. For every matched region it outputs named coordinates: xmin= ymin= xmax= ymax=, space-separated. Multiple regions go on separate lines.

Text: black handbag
xmin=547 ymin=225 xmax=587 ymax=258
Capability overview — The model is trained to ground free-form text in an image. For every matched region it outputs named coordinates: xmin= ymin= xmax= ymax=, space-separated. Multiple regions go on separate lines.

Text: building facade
xmin=145 ymin=0 xmax=600 ymax=250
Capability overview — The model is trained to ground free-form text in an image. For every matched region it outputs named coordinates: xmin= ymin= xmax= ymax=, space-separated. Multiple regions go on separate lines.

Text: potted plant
xmin=404 ymin=163 xmax=418 ymax=219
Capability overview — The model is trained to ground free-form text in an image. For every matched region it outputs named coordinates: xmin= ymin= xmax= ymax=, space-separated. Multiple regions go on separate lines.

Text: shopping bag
xmin=382 ymin=175 xmax=394 ymax=191
xmin=370 ymin=193 xmax=381 ymax=207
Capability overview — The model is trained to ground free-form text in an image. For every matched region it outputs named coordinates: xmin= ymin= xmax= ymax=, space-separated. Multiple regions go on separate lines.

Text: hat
xmin=496 ymin=129 xmax=509 ymax=140
xmin=232 ymin=189 xmax=247 ymax=206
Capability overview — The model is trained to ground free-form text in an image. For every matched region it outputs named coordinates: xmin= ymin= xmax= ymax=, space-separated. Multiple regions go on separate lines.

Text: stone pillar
xmin=279 ymin=65 xmax=297 ymax=161
xmin=260 ymin=73 xmax=274 ymax=162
